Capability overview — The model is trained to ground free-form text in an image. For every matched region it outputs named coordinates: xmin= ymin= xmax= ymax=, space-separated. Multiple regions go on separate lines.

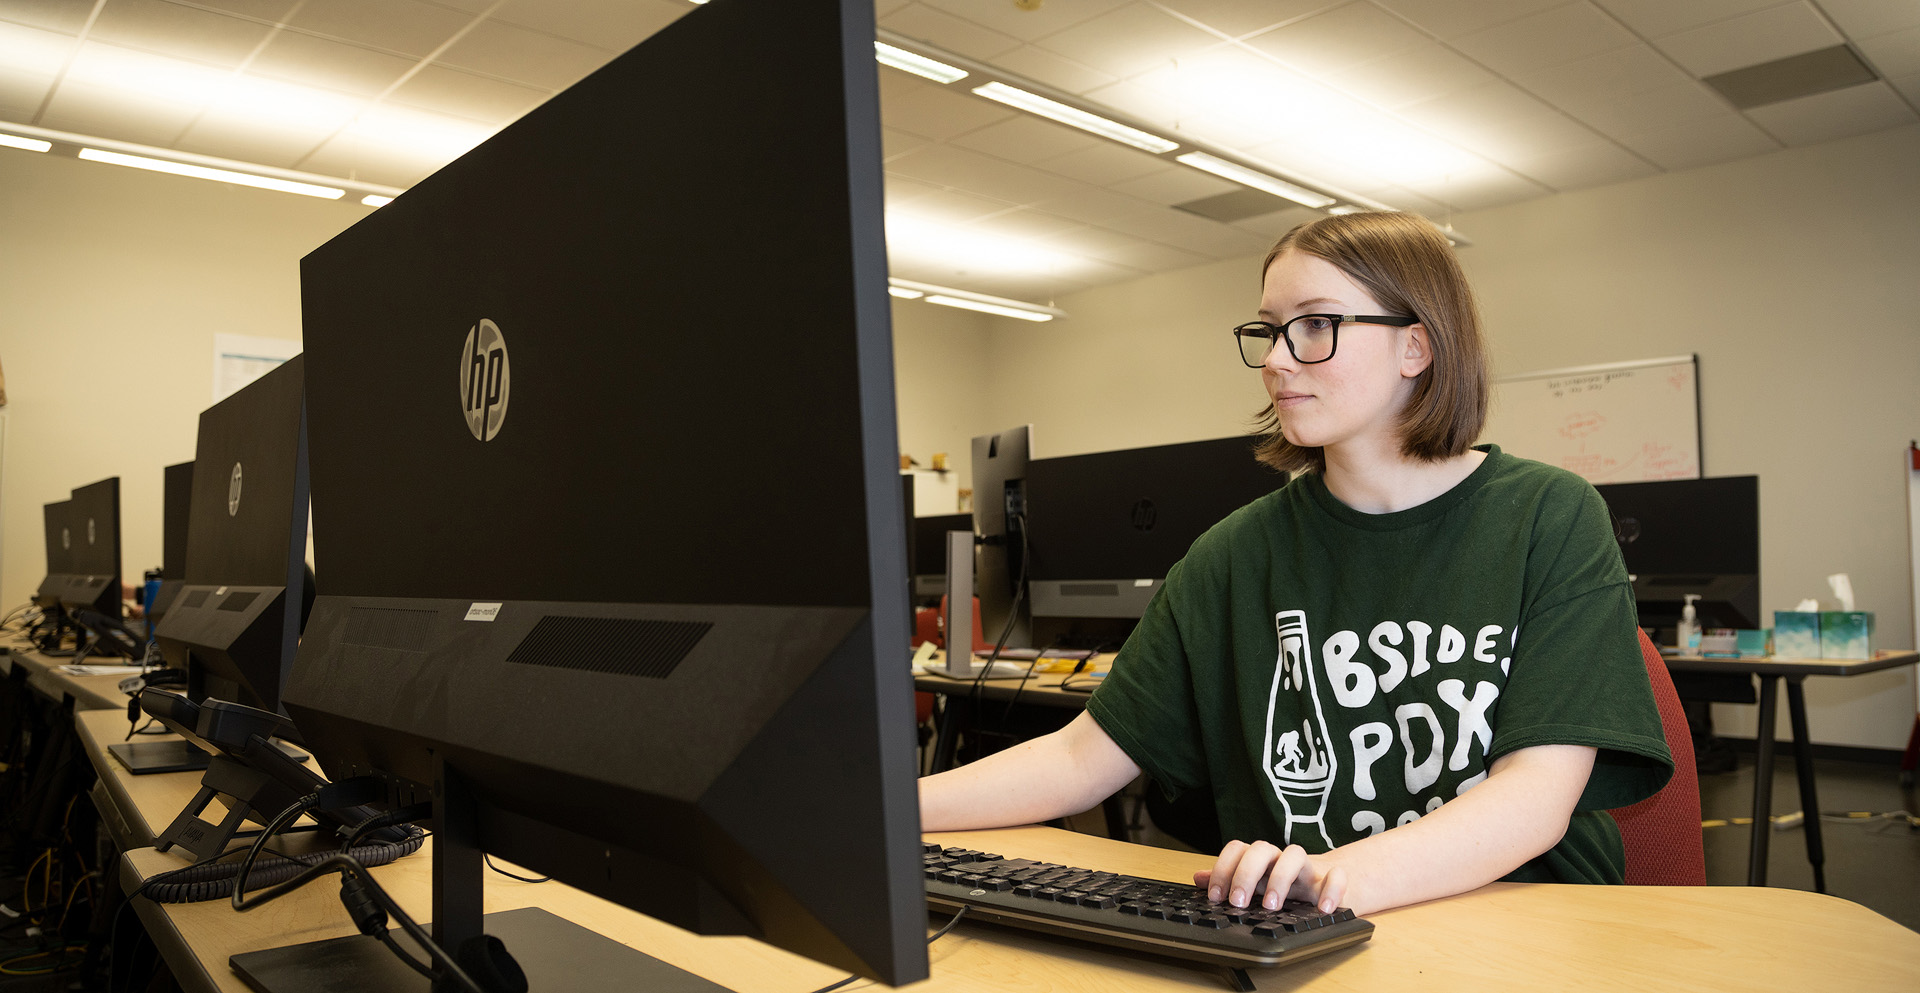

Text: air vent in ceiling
xmin=1173 ymin=187 xmax=1300 ymax=224
xmin=1702 ymin=45 xmax=1878 ymax=110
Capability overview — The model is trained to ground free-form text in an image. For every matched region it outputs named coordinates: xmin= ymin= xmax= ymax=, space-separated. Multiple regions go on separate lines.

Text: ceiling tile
xmin=89 ymin=0 xmax=273 ymax=68
xmin=1399 ymin=159 xmax=1543 ymax=210
xmin=0 ymin=0 xmax=101 ymax=34
xmin=1081 ymin=77 xmax=1181 ymax=123
xmin=1372 ymin=0 xmax=1567 ymax=40
xmin=880 ymin=74 xmax=1015 ymax=140
xmin=881 ymin=125 xmax=930 ymax=161
xmin=0 ymin=67 xmax=52 ymax=121
xmin=436 ymin=20 xmax=618 ymax=90
xmin=297 ymin=132 xmax=451 ymax=187
xmin=987 ymin=44 xmax=1118 ymax=95
xmin=1589 ymin=0 xmax=1789 ymax=39
xmin=883 ymin=173 xmax=944 ymax=207
xmin=1816 ymin=0 xmax=1920 ymax=39
xmin=1518 ymin=46 xmax=1731 ymax=137
xmin=876 ymin=0 xmax=911 ymax=17
xmin=40 ymin=79 xmax=202 ymax=146
xmin=173 ymin=112 xmax=335 ymax=169
xmin=1651 ymin=2 xmax=1843 ymax=78
xmin=1334 ymin=41 xmax=1501 ymax=109
xmin=172 ymin=1 xmax=304 ymax=21
xmin=1614 ymin=111 xmax=1779 ymax=169
xmin=1154 ymin=0 xmax=1336 ymax=39
xmin=248 ymin=31 xmax=415 ymax=97
xmin=1028 ymin=4 xmax=1227 ymax=79
xmin=1742 ymin=80 xmax=1916 ymax=144
xmin=1227 ymin=204 xmax=1322 ymax=239
xmin=1856 ymin=24 xmax=1920 ymax=79
xmin=1887 ymin=71 xmax=1920 ymax=104
xmin=387 ymin=64 xmax=548 ymax=124
xmin=948 ymin=113 xmax=1104 ymax=164
xmin=286 ymin=0 xmax=473 ymax=59
xmin=885 ymin=143 xmax=1085 ymax=204
xmin=880 ymin=2 xmax=1022 ymax=61
xmin=0 ymin=19 xmax=74 ymax=76
xmin=1451 ymin=3 xmax=1640 ymax=77
xmin=969 ymin=207 xmax=1090 ymax=241
xmin=890 ymin=185 xmax=1021 ymax=224
xmin=1501 ymin=138 xmax=1658 ymax=190
xmin=1395 ymin=81 xmax=1600 ymax=163
xmin=1243 ymin=2 xmax=1434 ymax=78
xmin=492 ymin=0 xmax=686 ymax=51
xmin=1112 ymin=206 xmax=1274 ymax=257
xmin=914 ymin=0 xmax=1135 ymax=43
xmin=1032 ymin=140 xmax=1172 ymax=185
xmin=1108 ymin=164 xmax=1239 ymax=204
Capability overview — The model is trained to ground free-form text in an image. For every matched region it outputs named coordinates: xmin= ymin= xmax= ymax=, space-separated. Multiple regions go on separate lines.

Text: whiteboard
xmin=1483 ymin=355 xmax=1700 ymax=483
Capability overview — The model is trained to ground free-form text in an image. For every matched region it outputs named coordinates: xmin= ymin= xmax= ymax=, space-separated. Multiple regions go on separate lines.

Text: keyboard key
xmin=1079 ymin=895 xmax=1117 ymax=910
xmin=1194 ymin=916 xmax=1231 ymax=930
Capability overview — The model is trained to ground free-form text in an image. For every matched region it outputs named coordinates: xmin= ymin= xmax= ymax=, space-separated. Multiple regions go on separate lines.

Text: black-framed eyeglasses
xmin=1231 ymin=314 xmax=1419 ymax=368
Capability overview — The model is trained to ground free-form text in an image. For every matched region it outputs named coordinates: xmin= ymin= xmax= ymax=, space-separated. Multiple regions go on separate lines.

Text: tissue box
xmin=1735 ymin=629 xmax=1770 ymax=658
xmin=1819 ymin=612 xmax=1875 ymax=660
xmin=1773 ymin=612 xmax=1821 ymax=659
xmin=1698 ymin=629 xmax=1739 ymax=656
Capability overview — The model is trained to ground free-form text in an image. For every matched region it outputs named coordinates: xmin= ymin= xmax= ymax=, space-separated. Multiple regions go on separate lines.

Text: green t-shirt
xmin=1086 ymin=445 xmax=1673 ymax=884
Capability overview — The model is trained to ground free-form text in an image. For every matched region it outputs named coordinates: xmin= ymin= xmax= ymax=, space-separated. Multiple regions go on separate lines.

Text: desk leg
xmin=931 ymin=696 xmax=968 ymax=774
xmin=1785 ymin=677 xmax=1826 ymax=894
xmin=1748 ymin=675 xmax=1778 ymax=887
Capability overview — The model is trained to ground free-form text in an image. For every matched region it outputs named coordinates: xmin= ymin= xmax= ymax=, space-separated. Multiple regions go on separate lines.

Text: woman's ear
xmin=1400 ymin=323 xmax=1434 ymax=378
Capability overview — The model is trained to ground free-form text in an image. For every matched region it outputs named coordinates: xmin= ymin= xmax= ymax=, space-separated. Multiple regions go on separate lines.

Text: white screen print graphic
xmin=1262 ymin=609 xmax=1335 ymax=847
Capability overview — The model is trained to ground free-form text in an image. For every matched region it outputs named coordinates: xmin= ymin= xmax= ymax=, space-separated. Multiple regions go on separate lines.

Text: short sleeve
xmin=1087 ymin=556 xmax=1210 ymax=798
xmin=1489 ymin=486 xmax=1673 ymax=811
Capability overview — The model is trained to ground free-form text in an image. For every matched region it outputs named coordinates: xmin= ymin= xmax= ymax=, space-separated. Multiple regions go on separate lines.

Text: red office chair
xmin=1607 ymin=628 xmax=1707 ymax=885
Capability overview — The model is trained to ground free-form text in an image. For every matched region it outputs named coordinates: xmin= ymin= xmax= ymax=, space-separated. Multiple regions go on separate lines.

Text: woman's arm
xmin=1198 ymin=742 xmax=1597 ymax=915
xmin=920 ymin=710 xmax=1142 ymax=831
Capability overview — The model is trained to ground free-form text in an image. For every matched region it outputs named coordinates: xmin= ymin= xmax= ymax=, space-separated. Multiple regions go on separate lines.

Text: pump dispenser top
xmin=1677 ymin=594 xmax=1702 ymax=653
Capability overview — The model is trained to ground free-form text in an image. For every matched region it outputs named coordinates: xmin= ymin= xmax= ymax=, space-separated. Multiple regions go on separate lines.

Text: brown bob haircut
xmin=1251 ymin=211 xmax=1488 ymax=475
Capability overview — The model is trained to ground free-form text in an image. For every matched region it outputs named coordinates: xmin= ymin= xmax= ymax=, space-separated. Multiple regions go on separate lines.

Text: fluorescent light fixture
xmin=925 ymin=295 xmax=1052 ymax=322
xmin=1174 ymin=152 xmax=1333 ymax=209
xmin=361 ymin=194 xmax=395 ymax=207
xmin=890 ymin=278 xmax=1063 ymax=322
xmin=0 ymin=133 xmax=51 ymax=152
xmin=76 ymin=148 xmax=345 ymax=200
xmin=875 ymin=42 xmax=967 ymax=84
xmin=971 ymin=81 xmax=1177 ymax=154
xmin=1327 ymin=204 xmax=1365 ymax=215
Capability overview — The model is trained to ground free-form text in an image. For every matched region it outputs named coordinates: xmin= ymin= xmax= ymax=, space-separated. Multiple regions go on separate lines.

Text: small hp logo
xmin=61 ymin=527 xmax=70 ymax=550
xmin=1613 ymin=515 xmax=1640 ymax=545
xmin=460 ymin=319 xmax=511 ymax=441
xmin=229 ymin=463 xmax=244 ymax=516
xmin=88 ymin=519 xmax=97 ymax=545
xmin=1131 ymin=499 xmax=1156 ymax=531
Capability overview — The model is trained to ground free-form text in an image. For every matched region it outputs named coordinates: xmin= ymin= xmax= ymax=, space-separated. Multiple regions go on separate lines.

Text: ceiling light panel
xmin=77 ymin=147 xmax=346 ymax=199
xmin=0 ymin=21 xmax=74 ymax=76
xmin=0 ymin=133 xmax=52 ymax=152
xmin=970 ymin=81 xmax=1178 ymax=153
xmin=874 ymin=42 xmax=969 ymax=83
xmin=1173 ymin=152 xmax=1334 ymax=208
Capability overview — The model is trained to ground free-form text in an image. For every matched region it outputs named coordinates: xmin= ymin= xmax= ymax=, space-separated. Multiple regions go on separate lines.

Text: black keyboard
xmin=923 ymin=843 xmax=1373 ymax=970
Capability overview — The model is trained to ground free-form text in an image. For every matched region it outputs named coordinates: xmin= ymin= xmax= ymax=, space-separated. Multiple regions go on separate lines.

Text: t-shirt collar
xmin=1301 ymin=443 xmax=1505 ymax=532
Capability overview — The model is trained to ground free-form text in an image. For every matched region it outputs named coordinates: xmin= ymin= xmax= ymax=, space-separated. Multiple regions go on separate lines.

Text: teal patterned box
xmin=1819 ymin=612 xmax=1875 ymax=660
xmin=1773 ymin=612 xmax=1821 ymax=659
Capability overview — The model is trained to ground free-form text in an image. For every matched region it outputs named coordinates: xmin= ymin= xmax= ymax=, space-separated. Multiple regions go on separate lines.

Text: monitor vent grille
xmin=1061 ymin=583 xmax=1120 ymax=597
xmin=507 ymin=616 xmax=711 ymax=679
xmin=217 ymin=591 xmax=260 ymax=612
xmin=343 ymin=607 xmax=436 ymax=652
xmin=183 ymin=589 xmax=211 ymax=609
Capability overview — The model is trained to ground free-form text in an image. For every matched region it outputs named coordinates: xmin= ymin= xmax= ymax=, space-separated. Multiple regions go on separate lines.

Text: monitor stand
xmin=940 ymin=530 xmax=996 ymax=677
xmin=228 ymin=762 xmax=740 ymax=993
xmin=108 ymin=739 xmax=210 ymax=775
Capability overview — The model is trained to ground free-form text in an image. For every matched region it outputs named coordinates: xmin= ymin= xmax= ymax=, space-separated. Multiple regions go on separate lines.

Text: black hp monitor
xmin=257 ymin=0 xmax=925 ymax=989
xmin=1026 ymin=437 xmax=1286 ymax=638
xmin=60 ymin=477 xmax=141 ymax=657
xmin=1593 ymin=475 xmax=1760 ymax=636
xmin=35 ymin=499 xmax=76 ymax=608
xmin=145 ymin=459 xmax=197 ymax=629
xmin=971 ymin=424 xmax=1032 ymax=646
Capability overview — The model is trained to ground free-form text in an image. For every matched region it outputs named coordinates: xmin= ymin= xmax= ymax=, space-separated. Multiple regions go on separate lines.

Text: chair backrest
xmin=1607 ymin=628 xmax=1706 ymax=885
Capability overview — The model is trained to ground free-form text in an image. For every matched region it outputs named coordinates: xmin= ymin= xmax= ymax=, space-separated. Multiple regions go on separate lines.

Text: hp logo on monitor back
xmin=88 ymin=519 xmax=96 ymax=544
xmin=229 ymin=463 xmax=244 ymax=516
xmin=62 ymin=528 xmax=70 ymax=550
xmin=1131 ymin=499 xmax=1156 ymax=531
xmin=461 ymin=319 xmax=511 ymax=441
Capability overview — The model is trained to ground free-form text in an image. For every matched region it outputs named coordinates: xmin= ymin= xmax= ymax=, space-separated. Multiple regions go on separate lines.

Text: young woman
xmin=918 ymin=211 xmax=1672 ymax=917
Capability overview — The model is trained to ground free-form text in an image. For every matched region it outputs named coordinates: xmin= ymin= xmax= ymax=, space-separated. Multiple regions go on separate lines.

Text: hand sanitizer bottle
xmin=1676 ymin=594 xmax=1701 ymax=654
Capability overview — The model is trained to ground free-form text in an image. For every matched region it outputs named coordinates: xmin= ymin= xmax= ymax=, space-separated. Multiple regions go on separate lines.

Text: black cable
xmin=484 ymin=855 xmax=550 ymax=884
xmin=801 ymin=906 xmax=970 ymax=993
xmin=998 ymin=636 xmax=1068 ymax=724
xmin=966 ymin=512 xmax=1031 ymax=711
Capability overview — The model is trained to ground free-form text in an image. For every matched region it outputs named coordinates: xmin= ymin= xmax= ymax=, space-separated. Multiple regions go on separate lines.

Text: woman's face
xmin=1257 ymin=249 xmax=1430 ymax=458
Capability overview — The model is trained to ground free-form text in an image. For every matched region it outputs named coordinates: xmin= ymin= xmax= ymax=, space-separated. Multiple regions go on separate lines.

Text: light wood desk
xmin=1 ymin=640 xmax=143 ymax=712
xmin=75 ymin=706 xmax=211 ymax=850
xmin=913 ymin=650 xmax=1113 ymax=775
xmin=117 ymin=825 xmax=1919 ymax=993
xmin=1663 ymin=650 xmax=1920 ymax=889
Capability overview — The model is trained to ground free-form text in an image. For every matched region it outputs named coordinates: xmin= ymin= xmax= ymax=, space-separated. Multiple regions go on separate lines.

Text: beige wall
xmin=0 ymin=147 xmax=361 ymax=613
xmin=978 ymin=123 xmax=1920 ymax=750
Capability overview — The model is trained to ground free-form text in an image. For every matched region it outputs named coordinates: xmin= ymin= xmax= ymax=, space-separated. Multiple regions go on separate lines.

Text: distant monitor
xmin=153 ymin=356 xmax=311 ymax=715
xmin=912 ymin=513 xmax=972 ymax=600
xmin=60 ymin=477 xmax=122 ymax=618
xmin=971 ymin=424 xmax=1032 ymax=646
xmin=261 ymin=1 xmax=926 ymax=990
xmin=1593 ymin=475 xmax=1760 ymax=634
xmin=1026 ymin=436 xmax=1286 ymax=621
xmin=34 ymin=500 xmax=76 ymax=609
xmin=145 ymin=459 xmax=197 ymax=627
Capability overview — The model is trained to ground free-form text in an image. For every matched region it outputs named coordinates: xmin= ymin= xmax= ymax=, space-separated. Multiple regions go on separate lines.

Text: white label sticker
xmin=1133 ymin=579 xmax=1154 ymax=588
xmin=464 ymin=603 xmax=503 ymax=622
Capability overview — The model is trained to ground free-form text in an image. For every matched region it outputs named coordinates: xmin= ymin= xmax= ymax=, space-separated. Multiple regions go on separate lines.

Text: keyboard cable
xmin=801 ymin=906 xmax=970 ymax=993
